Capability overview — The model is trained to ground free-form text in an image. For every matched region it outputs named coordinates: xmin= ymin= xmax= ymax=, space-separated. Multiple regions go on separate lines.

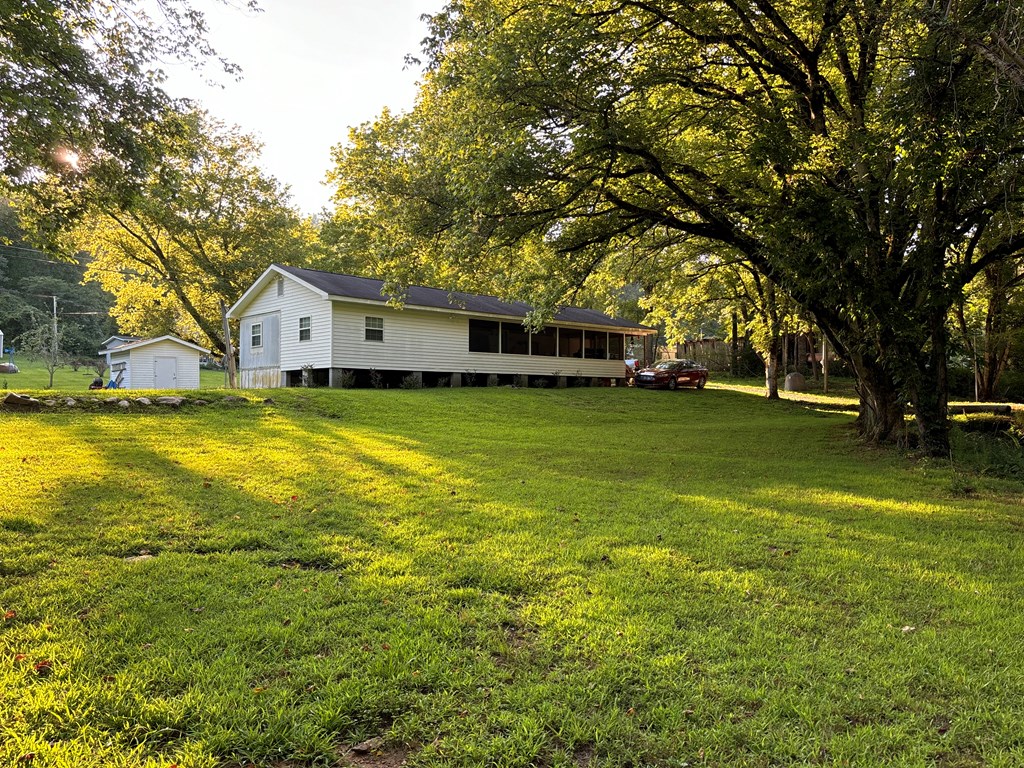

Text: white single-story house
xmin=227 ymin=264 xmax=657 ymax=388
xmin=99 ymin=335 xmax=209 ymax=390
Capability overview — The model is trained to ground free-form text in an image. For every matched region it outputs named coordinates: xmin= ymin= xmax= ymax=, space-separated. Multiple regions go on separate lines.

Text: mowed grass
xmin=1 ymin=387 xmax=1022 ymax=767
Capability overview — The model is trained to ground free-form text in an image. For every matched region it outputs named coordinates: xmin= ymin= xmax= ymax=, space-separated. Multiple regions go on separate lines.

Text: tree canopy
xmin=330 ymin=0 xmax=1024 ymax=453
xmin=1 ymin=0 xmax=254 ymax=225
xmin=75 ymin=111 xmax=319 ymax=353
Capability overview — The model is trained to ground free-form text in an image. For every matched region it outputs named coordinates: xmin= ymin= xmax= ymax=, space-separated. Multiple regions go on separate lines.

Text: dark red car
xmin=635 ymin=359 xmax=708 ymax=390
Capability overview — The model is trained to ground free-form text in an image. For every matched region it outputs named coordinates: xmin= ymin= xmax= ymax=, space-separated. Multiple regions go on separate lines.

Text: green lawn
xmin=1 ymin=386 xmax=1022 ymax=767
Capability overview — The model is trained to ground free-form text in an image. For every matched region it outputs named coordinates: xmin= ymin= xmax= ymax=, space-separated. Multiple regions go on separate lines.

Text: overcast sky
xmin=162 ymin=0 xmax=441 ymax=215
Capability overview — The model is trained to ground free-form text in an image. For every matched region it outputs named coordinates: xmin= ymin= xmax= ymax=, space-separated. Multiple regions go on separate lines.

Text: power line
xmin=0 ymin=246 xmax=146 ymax=277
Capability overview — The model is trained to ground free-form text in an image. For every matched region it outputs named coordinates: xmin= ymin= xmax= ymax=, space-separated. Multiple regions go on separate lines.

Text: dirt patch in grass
xmin=572 ymin=743 xmax=597 ymax=766
xmin=340 ymin=738 xmax=411 ymax=767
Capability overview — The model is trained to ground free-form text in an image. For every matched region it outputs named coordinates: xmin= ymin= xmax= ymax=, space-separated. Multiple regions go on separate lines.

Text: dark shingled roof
xmin=277 ymin=264 xmax=652 ymax=331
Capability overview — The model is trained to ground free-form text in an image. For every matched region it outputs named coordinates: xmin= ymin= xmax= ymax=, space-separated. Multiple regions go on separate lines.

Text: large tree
xmin=76 ymin=111 xmax=318 ymax=352
xmin=330 ymin=0 xmax=1024 ymax=454
xmin=0 ymin=0 xmax=248 ymax=172
xmin=1 ymin=0 xmax=255 ymax=232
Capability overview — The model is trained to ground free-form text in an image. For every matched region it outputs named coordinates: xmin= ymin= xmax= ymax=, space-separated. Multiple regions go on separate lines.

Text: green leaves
xmin=326 ymin=0 xmax=1024 ymax=451
xmin=76 ymin=110 xmax=317 ymax=352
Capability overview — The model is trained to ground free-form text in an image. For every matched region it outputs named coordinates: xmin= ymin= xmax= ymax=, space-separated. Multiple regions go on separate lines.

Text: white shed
xmin=99 ymin=335 xmax=208 ymax=390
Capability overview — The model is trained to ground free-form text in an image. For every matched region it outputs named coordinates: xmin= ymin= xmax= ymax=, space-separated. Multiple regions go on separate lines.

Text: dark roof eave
xmin=324 ymin=292 xmax=656 ymax=333
xmin=274 ymin=264 xmax=655 ymax=333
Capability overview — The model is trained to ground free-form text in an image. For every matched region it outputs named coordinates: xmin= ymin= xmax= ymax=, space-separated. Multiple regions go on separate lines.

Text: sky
xmin=161 ymin=0 xmax=442 ymax=215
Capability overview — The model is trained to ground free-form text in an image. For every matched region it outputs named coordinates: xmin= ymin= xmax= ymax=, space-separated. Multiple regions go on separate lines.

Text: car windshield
xmin=652 ymin=361 xmax=680 ymax=370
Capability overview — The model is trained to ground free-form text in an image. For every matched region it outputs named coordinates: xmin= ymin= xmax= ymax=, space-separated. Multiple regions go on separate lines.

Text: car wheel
xmin=697 ymin=376 xmax=706 ymax=389
xmin=668 ymin=377 xmax=677 ymax=390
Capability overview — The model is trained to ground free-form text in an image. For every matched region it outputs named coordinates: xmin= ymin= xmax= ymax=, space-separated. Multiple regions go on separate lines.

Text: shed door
xmin=154 ymin=356 xmax=177 ymax=389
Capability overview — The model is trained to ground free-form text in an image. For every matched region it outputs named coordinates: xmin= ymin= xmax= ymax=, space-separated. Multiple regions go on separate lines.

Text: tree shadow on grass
xmin=3 ymin=391 xmax=1023 ymax=767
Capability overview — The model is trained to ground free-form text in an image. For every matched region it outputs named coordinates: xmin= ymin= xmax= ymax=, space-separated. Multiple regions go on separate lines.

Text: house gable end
xmin=228 ymin=265 xmax=329 ymax=319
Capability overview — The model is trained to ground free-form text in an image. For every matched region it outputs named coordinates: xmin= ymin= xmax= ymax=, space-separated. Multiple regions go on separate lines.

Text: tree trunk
xmin=764 ymin=336 xmax=780 ymax=399
xmin=979 ymin=343 xmax=1012 ymax=401
xmin=911 ymin=317 xmax=951 ymax=456
xmin=849 ymin=352 xmax=907 ymax=445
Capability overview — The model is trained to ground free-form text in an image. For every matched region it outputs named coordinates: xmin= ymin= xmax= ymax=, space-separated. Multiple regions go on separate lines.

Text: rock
xmin=3 ymin=392 xmax=41 ymax=411
xmin=135 ymin=397 xmax=152 ymax=406
xmin=63 ymin=398 xmax=77 ymax=406
xmin=118 ymin=400 xmax=130 ymax=408
xmin=43 ymin=399 xmax=57 ymax=406
xmin=351 ymin=737 xmax=385 ymax=754
xmin=222 ymin=395 xmax=246 ymax=403
xmin=104 ymin=397 xmax=119 ymax=404
xmin=155 ymin=396 xmax=185 ymax=406
xmin=263 ymin=398 xmax=275 ymax=404
xmin=784 ymin=371 xmax=806 ymax=392
xmin=194 ymin=399 xmax=209 ymax=405
xmin=124 ymin=554 xmax=154 ymax=563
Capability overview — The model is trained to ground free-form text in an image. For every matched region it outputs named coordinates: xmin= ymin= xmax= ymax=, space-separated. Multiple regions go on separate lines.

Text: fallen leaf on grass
xmin=33 ymin=659 xmax=52 ymax=676
xmin=4 ymin=609 xmax=16 ymax=621
xmin=901 ymin=626 xmax=916 ymax=633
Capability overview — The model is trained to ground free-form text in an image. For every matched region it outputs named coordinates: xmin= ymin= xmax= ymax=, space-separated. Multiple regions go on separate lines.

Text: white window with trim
xmin=251 ymin=322 xmax=263 ymax=348
xmin=365 ymin=316 xmax=384 ymax=342
xmin=298 ymin=316 xmax=312 ymax=342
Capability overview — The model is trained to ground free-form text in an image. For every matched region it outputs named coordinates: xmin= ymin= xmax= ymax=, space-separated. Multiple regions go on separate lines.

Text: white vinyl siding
xmin=107 ymin=340 xmax=202 ymax=389
xmin=237 ymin=276 xmax=333 ymax=375
xmin=331 ymin=304 xmax=627 ymax=377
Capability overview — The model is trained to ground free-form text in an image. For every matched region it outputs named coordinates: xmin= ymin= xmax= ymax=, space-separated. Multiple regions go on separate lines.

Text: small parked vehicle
xmin=634 ymin=359 xmax=708 ymax=390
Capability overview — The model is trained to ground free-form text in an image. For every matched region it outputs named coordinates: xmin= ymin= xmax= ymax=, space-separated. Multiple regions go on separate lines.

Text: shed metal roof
xmin=98 ymin=335 xmax=209 ymax=356
xmin=274 ymin=264 xmax=654 ymax=332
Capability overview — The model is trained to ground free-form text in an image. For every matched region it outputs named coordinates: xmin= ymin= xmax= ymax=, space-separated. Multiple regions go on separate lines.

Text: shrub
xmin=950 ymin=425 xmax=1024 ymax=480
